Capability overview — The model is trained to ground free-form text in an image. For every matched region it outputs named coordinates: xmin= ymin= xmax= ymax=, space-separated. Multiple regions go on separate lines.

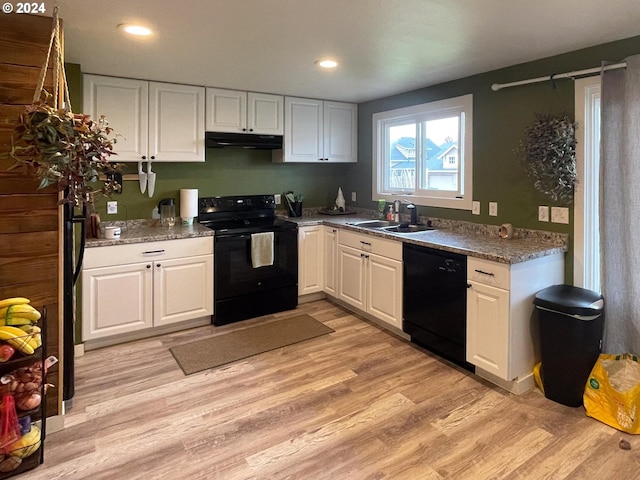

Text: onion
xmin=15 ymin=393 xmax=40 ymax=411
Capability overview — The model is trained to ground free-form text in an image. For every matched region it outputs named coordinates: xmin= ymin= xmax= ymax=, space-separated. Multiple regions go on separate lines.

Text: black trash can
xmin=533 ymin=284 xmax=604 ymax=407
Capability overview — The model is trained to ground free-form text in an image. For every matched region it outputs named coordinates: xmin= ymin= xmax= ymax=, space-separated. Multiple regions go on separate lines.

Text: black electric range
xmin=198 ymin=195 xmax=298 ymax=325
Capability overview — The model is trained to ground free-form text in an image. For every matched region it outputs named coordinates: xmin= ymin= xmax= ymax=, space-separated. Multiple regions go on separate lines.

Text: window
xmin=372 ymin=94 xmax=473 ymax=210
xmin=574 ymin=76 xmax=601 ymax=292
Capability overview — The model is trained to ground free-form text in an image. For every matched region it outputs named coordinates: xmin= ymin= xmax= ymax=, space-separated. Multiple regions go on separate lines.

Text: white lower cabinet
xmin=337 ymin=230 xmax=403 ymax=330
xmin=466 ymin=254 xmax=564 ymax=392
xmin=322 ymin=226 xmax=339 ymax=297
xmin=82 ymin=237 xmax=213 ymax=342
xmin=298 ymin=226 xmax=324 ymax=295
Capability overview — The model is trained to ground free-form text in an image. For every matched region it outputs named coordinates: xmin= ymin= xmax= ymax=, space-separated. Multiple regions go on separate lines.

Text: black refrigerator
xmin=62 ymin=200 xmax=87 ymax=402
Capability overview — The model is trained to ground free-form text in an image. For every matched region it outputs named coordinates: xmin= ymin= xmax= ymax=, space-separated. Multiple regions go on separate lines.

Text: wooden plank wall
xmin=0 ymin=14 xmax=62 ymax=417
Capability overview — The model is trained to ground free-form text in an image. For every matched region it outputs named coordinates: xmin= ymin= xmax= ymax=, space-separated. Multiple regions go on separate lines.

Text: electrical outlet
xmin=107 ymin=201 xmax=117 ymax=214
xmin=351 ymin=191 xmax=356 ymax=202
xmin=472 ymin=201 xmax=480 ymax=215
xmin=538 ymin=205 xmax=550 ymax=222
xmin=274 ymin=194 xmax=281 ymax=205
xmin=551 ymin=206 xmax=569 ymax=224
xmin=489 ymin=201 xmax=498 ymax=216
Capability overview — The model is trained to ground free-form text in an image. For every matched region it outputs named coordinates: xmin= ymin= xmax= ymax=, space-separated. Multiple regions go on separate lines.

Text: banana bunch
xmin=6 ymin=424 xmax=41 ymax=459
xmin=0 ymin=297 xmax=41 ymax=326
xmin=0 ymin=326 xmax=36 ymax=355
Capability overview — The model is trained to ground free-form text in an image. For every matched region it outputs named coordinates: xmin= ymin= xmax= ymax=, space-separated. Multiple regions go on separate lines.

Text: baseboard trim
xmin=45 ymin=414 xmax=65 ymax=434
xmin=83 ymin=316 xmax=211 ymax=351
xmin=475 ymin=367 xmax=535 ymax=395
xmin=328 ymin=297 xmax=410 ymax=341
xmin=298 ymin=292 xmax=327 ymax=304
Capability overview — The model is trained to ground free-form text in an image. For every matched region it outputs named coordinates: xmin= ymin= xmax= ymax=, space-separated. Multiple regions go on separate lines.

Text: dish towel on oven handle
xmin=251 ymin=232 xmax=275 ymax=268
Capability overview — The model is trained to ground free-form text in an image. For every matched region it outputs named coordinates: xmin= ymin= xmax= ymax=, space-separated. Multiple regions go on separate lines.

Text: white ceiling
xmin=57 ymin=0 xmax=640 ymax=103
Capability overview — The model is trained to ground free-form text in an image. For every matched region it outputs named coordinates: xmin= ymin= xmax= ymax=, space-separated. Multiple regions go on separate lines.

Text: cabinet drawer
xmin=339 ymin=229 xmax=402 ymax=260
xmin=84 ymin=237 xmax=214 ymax=269
xmin=468 ymin=257 xmax=510 ymax=290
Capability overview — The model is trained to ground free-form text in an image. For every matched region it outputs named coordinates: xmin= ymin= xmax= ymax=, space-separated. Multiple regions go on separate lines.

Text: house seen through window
xmin=373 ymin=95 xmax=473 ymax=210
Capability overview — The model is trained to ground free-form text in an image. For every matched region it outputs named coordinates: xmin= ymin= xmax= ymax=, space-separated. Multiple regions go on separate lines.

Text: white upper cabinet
xmin=323 ymin=101 xmax=358 ymax=162
xmin=83 ymin=74 xmax=205 ymax=162
xmin=205 ymin=88 xmax=284 ymax=135
xmin=83 ymin=75 xmax=149 ymax=161
xmin=274 ymin=97 xmax=357 ymax=163
xmin=148 ymin=82 xmax=205 ymax=162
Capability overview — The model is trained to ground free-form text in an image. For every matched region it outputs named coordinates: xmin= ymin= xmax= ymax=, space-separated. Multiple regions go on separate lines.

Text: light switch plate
xmin=488 ymin=202 xmax=498 ymax=216
xmin=351 ymin=191 xmax=356 ymax=202
xmin=107 ymin=201 xmax=117 ymax=214
xmin=538 ymin=205 xmax=550 ymax=222
xmin=472 ymin=201 xmax=480 ymax=215
xmin=551 ymin=206 xmax=569 ymax=224
xmin=274 ymin=194 xmax=281 ymax=205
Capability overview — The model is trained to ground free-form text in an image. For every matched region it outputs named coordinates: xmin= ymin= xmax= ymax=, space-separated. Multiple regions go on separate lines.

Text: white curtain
xmin=600 ymin=54 xmax=640 ymax=354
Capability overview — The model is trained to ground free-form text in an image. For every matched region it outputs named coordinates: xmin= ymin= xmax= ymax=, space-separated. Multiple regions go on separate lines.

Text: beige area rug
xmin=170 ymin=314 xmax=334 ymax=375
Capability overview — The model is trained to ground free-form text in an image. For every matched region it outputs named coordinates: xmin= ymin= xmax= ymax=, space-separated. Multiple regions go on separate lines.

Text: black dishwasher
xmin=403 ymin=243 xmax=473 ymax=371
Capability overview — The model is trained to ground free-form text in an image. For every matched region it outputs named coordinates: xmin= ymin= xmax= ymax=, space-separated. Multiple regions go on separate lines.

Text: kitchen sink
xmin=349 ymin=220 xmax=435 ymax=234
xmin=382 ymin=224 xmax=435 ymax=234
xmin=349 ymin=220 xmax=400 ymax=228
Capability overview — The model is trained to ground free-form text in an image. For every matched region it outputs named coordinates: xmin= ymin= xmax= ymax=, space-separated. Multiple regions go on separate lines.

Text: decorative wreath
xmin=517 ymin=113 xmax=577 ymax=205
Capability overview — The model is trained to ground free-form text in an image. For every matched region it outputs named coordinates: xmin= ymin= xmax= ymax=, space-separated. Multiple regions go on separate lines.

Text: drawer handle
xmin=142 ymin=249 xmax=166 ymax=255
xmin=474 ymin=269 xmax=495 ymax=277
xmin=360 ymin=241 xmax=372 ymax=246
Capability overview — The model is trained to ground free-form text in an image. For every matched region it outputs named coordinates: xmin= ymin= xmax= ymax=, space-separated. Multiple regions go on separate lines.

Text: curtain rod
xmin=491 ymin=62 xmax=627 ymax=91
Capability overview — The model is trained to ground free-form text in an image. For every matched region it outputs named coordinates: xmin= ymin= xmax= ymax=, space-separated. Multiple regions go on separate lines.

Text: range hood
xmin=205 ymin=131 xmax=283 ymax=150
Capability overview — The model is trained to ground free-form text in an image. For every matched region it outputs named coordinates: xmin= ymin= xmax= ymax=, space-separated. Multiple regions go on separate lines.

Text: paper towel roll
xmin=180 ymin=189 xmax=198 ymax=225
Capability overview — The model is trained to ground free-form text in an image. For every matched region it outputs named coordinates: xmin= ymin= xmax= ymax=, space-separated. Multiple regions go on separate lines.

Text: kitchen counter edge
xmin=287 ymin=215 xmax=568 ymax=265
xmin=85 ymin=221 xmax=214 ymax=248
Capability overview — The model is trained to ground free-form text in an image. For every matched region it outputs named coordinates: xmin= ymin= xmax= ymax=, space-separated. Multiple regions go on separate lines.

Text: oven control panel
xmin=199 ymin=195 xmax=275 ymax=214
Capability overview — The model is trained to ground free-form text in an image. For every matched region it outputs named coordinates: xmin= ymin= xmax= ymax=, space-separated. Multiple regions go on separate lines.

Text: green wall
xmin=351 ymin=35 xmax=640 ymax=231
xmin=349 ymin=35 xmax=640 ymax=283
xmin=92 ymin=152 xmax=349 ymax=219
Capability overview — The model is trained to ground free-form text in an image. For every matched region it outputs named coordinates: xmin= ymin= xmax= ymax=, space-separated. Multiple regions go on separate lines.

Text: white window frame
xmin=372 ymin=94 xmax=473 ymax=210
xmin=574 ymin=76 xmax=601 ymax=292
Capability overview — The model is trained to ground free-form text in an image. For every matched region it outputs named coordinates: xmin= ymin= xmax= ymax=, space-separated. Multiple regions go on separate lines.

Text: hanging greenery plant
xmin=516 ymin=113 xmax=577 ymax=205
xmin=7 ymin=95 xmax=122 ymax=205
xmin=2 ymin=9 xmax=121 ymax=207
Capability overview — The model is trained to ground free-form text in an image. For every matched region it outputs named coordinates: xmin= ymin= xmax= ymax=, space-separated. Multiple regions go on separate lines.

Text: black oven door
xmin=214 ymin=228 xmax=298 ymax=324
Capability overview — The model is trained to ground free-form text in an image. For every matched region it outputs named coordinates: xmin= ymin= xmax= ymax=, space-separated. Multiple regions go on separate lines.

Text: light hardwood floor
xmin=25 ymin=300 xmax=638 ymax=479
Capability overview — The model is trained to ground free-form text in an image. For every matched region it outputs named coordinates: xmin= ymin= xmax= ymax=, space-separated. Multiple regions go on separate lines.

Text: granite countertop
xmin=87 ymin=212 xmax=567 ymax=264
xmin=86 ymin=220 xmax=214 ymax=248
xmin=285 ymin=213 xmax=568 ymax=265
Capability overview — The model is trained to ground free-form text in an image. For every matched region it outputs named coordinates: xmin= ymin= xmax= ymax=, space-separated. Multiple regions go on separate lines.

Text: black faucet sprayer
xmin=406 ymin=203 xmax=418 ymax=225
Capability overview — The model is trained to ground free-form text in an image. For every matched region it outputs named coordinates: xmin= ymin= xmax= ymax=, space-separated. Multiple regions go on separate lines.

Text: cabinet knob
xmin=142 ymin=155 xmax=147 ymax=160
xmin=248 ymin=128 xmax=253 ymax=132
xmin=242 ymin=128 xmax=247 ymax=131
xmin=150 ymin=155 xmax=156 ymax=160
xmin=156 ymin=263 xmax=161 ymax=268
xmin=146 ymin=264 xmax=151 ymax=269
xmin=467 ymin=283 xmax=472 ymax=288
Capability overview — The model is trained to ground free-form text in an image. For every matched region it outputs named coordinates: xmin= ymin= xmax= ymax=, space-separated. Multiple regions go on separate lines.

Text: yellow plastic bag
xmin=583 ymin=353 xmax=640 ymax=434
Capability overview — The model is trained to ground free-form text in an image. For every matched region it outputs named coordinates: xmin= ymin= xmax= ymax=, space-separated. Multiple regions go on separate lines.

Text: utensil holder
xmin=288 ymin=201 xmax=303 ymax=217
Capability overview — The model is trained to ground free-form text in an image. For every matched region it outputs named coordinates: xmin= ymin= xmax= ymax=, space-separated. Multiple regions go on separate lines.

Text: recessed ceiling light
xmin=118 ymin=23 xmax=153 ymax=37
xmin=316 ymin=59 xmax=338 ymax=69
